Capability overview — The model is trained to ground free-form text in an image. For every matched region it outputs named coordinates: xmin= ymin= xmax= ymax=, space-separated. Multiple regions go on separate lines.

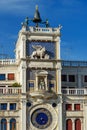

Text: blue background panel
xmin=26 ymin=41 xmax=55 ymax=59
xmin=49 ymin=83 xmax=54 ymax=88
xmin=29 ymin=82 xmax=34 ymax=87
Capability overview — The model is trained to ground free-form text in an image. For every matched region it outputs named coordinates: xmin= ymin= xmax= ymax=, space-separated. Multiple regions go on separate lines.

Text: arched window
xmin=10 ymin=118 xmax=16 ymax=130
xmin=66 ymin=119 xmax=72 ymax=130
xmin=1 ymin=119 xmax=7 ymax=130
xmin=75 ymin=119 xmax=81 ymax=130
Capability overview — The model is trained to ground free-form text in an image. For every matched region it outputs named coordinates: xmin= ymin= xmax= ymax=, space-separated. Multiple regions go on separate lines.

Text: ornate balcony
xmin=0 ymin=87 xmax=21 ymax=95
xmin=62 ymin=60 xmax=87 ymax=67
xmin=62 ymin=88 xmax=87 ymax=95
xmin=0 ymin=59 xmax=16 ymax=65
xmin=29 ymin=26 xmax=61 ymax=35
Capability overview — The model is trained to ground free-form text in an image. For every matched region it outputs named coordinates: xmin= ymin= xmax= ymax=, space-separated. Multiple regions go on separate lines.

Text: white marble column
xmin=56 ymin=68 xmax=61 ymax=94
xmin=0 ymin=119 xmax=1 ymax=130
xmin=35 ymin=74 xmax=38 ymax=91
xmin=55 ymin=38 xmax=60 ymax=59
xmin=7 ymin=118 xmax=10 ymax=130
xmin=21 ymin=64 xmax=26 ymax=93
xmin=72 ymin=103 xmax=74 ymax=111
xmin=16 ymin=119 xmax=19 ymax=130
xmin=6 ymin=73 xmax=8 ymax=81
xmin=7 ymin=103 xmax=9 ymax=111
xmin=58 ymin=100 xmax=62 ymax=130
xmin=22 ymin=100 xmax=26 ymax=130
xmin=81 ymin=118 xmax=83 ymax=130
xmin=18 ymin=109 xmax=22 ymax=130
xmin=84 ymin=104 xmax=87 ymax=130
xmin=22 ymin=37 xmax=26 ymax=58
xmin=72 ymin=119 xmax=74 ymax=130
xmin=45 ymin=76 xmax=48 ymax=91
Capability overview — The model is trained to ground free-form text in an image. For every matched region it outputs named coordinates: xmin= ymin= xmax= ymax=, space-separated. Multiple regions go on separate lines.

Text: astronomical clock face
xmin=28 ymin=104 xmax=58 ymax=130
xmin=31 ymin=108 xmax=52 ymax=129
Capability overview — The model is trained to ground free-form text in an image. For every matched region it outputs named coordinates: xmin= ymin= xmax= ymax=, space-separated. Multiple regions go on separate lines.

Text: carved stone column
xmin=72 ymin=103 xmax=74 ymax=111
xmin=7 ymin=118 xmax=10 ymax=130
xmin=21 ymin=65 xmax=27 ymax=93
xmin=35 ymin=74 xmax=38 ymax=91
xmin=16 ymin=119 xmax=19 ymax=130
xmin=22 ymin=100 xmax=26 ymax=130
xmin=72 ymin=118 xmax=75 ymax=130
xmin=58 ymin=96 xmax=62 ymax=130
xmin=55 ymin=38 xmax=60 ymax=59
xmin=22 ymin=37 xmax=26 ymax=58
xmin=84 ymin=103 xmax=87 ymax=130
xmin=80 ymin=118 xmax=83 ymax=130
xmin=0 ymin=118 xmax=1 ymax=130
xmin=56 ymin=68 xmax=61 ymax=94
xmin=44 ymin=75 xmax=48 ymax=91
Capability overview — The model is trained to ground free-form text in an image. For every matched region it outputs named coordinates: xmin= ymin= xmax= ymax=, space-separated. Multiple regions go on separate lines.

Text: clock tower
xmin=16 ymin=5 xmax=62 ymax=130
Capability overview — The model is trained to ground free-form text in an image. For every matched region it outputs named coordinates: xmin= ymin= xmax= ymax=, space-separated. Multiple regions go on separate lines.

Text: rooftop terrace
xmin=62 ymin=60 xmax=87 ymax=67
xmin=1 ymin=59 xmax=87 ymax=66
xmin=0 ymin=59 xmax=16 ymax=65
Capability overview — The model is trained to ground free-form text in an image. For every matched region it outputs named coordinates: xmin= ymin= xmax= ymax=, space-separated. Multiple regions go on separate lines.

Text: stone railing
xmin=62 ymin=88 xmax=87 ymax=95
xmin=0 ymin=87 xmax=21 ymax=95
xmin=62 ymin=60 xmax=87 ymax=67
xmin=0 ymin=59 xmax=16 ymax=65
xmin=29 ymin=27 xmax=60 ymax=34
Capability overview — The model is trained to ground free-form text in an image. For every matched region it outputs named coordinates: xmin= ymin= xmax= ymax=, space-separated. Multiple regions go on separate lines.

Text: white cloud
xmin=0 ymin=0 xmax=84 ymax=18
xmin=0 ymin=0 xmax=42 ymax=15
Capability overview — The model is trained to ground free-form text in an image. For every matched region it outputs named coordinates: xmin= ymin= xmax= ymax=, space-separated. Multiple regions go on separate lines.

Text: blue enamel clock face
xmin=31 ymin=108 xmax=52 ymax=129
xmin=36 ymin=112 xmax=48 ymax=125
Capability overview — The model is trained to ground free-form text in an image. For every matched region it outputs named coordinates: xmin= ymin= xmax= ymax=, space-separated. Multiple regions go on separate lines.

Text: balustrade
xmin=29 ymin=27 xmax=59 ymax=34
xmin=0 ymin=59 xmax=16 ymax=65
xmin=62 ymin=88 xmax=87 ymax=95
xmin=0 ymin=87 xmax=21 ymax=94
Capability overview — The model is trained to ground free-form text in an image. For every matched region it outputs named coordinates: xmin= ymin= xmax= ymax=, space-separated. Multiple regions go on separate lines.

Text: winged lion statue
xmin=30 ymin=45 xmax=46 ymax=59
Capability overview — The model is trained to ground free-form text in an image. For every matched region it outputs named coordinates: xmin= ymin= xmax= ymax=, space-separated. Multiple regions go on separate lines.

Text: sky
xmin=0 ymin=0 xmax=87 ymax=60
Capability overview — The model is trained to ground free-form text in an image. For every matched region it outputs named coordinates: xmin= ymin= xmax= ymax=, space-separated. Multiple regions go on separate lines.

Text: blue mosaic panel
xmin=26 ymin=41 xmax=55 ymax=59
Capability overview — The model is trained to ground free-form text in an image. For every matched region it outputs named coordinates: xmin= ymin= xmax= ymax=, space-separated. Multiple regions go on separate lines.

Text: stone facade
xmin=62 ymin=61 xmax=87 ymax=130
xmin=0 ymin=7 xmax=86 ymax=130
xmin=0 ymin=13 xmax=62 ymax=130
